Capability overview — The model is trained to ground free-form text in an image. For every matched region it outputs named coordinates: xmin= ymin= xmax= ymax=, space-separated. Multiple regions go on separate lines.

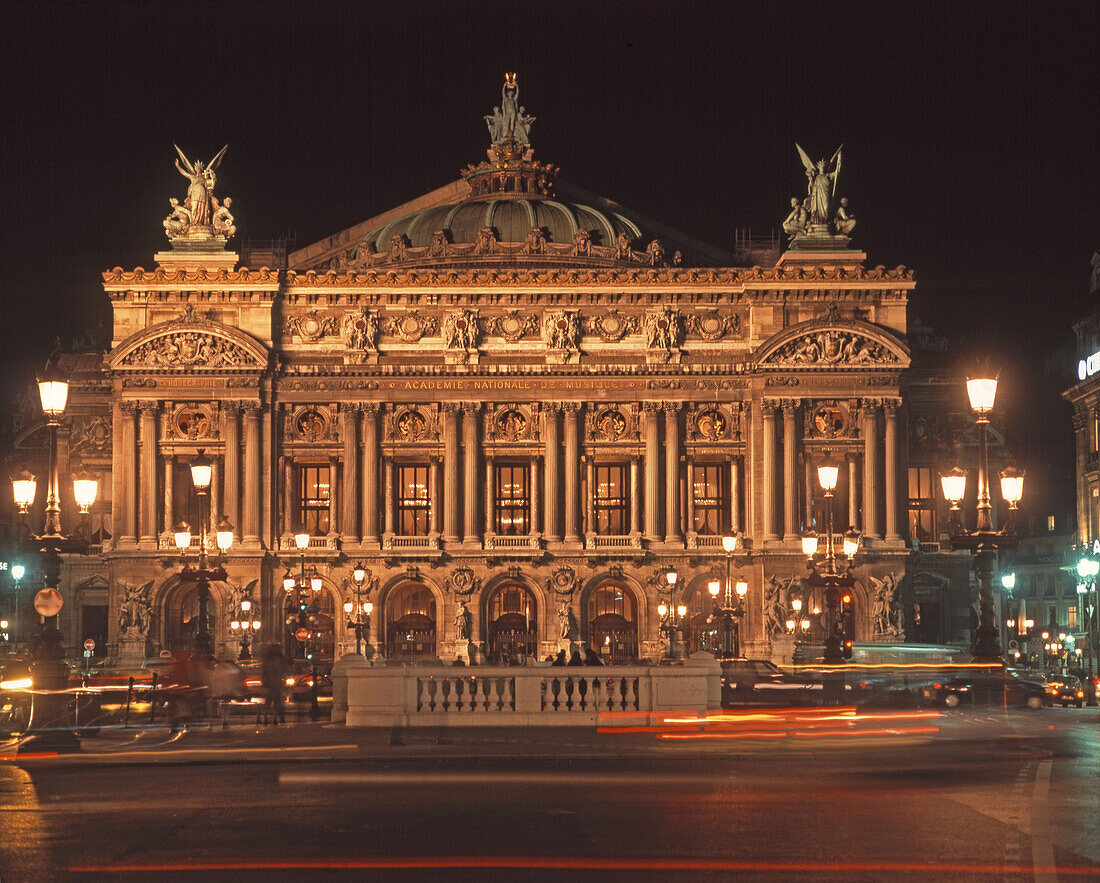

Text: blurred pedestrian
xmin=260 ymin=644 xmax=289 ymax=725
xmin=550 ymin=650 xmax=567 ymax=667
xmin=567 ymin=650 xmax=584 ymax=667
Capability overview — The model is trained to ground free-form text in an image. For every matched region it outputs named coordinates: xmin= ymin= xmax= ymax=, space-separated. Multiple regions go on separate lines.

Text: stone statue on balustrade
xmin=557 ymin=600 xmax=577 ymax=642
xmin=454 ymin=600 xmax=472 ymax=642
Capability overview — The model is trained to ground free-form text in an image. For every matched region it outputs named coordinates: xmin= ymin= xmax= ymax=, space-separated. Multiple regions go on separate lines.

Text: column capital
xmin=761 ymin=399 xmax=780 ymax=416
xmin=361 ymin=402 xmax=381 ymax=416
xmin=139 ymin=400 xmax=159 ymax=416
xmin=861 ymin=397 xmax=881 ymax=412
xmin=561 ymin=401 xmax=582 ymax=414
xmin=641 ymin=401 xmax=662 ymax=415
xmin=119 ymin=400 xmax=141 ymax=416
xmin=661 ymin=401 xmax=680 ymax=414
xmin=542 ymin=401 xmax=563 ymax=415
xmin=244 ymin=402 xmax=262 ymax=417
xmin=222 ymin=400 xmax=243 ymax=414
xmin=441 ymin=402 xmax=462 ymax=415
xmin=781 ymin=399 xmax=800 ymax=417
xmin=883 ymin=398 xmax=900 ymax=417
xmin=461 ymin=401 xmax=482 ymax=415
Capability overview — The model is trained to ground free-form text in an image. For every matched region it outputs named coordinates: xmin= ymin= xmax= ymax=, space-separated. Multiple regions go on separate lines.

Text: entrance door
xmin=80 ymin=604 xmax=108 ymax=659
xmin=385 ymin=582 xmax=437 ymax=660
xmin=587 ymin=583 xmax=638 ymax=664
xmin=486 ymin=583 xmax=536 ymax=662
xmin=165 ymin=582 xmax=215 ymax=653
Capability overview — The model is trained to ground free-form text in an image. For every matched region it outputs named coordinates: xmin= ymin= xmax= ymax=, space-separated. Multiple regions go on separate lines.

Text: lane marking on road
xmin=1033 ymin=758 xmax=1057 ymax=883
xmin=279 ymin=770 xmax=707 ymax=788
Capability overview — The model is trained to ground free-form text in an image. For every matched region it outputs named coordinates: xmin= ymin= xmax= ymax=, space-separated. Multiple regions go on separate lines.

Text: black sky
xmin=1 ymin=1 xmax=1096 ymax=506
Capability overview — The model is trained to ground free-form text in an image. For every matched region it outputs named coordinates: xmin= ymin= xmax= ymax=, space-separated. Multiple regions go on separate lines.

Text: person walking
xmin=260 ymin=644 xmax=289 ymax=725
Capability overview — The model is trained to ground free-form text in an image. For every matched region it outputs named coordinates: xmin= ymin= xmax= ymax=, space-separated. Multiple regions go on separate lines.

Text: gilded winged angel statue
xmin=174 ymin=144 xmax=227 ymax=228
xmin=796 ymin=143 xmax=842 ymax=225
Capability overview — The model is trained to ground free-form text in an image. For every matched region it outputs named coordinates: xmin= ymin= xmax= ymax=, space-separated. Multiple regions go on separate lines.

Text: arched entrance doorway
xmin=284 ymin=585 xmax=337 ymax=663
xmin=386 ymin=582 xmax=437 ymax=660
xmin=587 ymin=582 xmax=638 ymax=664
xmin=685 ymin=584 xmax=720 ymax=655
xmin=165 ymin=580 xmax=217 ymax=653
xmin=486 ymin=583 xmax=536 ymax=662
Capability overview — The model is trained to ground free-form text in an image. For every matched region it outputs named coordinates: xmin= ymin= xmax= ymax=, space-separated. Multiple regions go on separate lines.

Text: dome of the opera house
xmin=358 ymin=196 xmax=644 ymax=252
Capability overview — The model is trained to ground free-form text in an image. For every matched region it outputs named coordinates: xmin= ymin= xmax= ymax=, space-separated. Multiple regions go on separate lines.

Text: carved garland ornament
xmin=583 ymin=310 xmax=639 ymax=343
xmin=383 ymin=311 xmax=440 ymax=343
xmin=284 ymin=310 xmax=340 ymax=342
xmin=770 ymin=331 xmax=897 ymax=366
xmin=687 ymin=310 xmax=741 ymax=341
xmin=485 ymin=311 xmax=540 ymax=342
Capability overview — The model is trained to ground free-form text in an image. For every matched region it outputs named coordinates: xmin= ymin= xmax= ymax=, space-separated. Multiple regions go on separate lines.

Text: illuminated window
xmin=907 ymin=467 xmax=937 ymax=543
xmin=494 ymin=463 xmax=529 ymax=535
xmin=594 ymin=464 xmax=629 ymax=535
xmin=298 ymin=465 xmax=331 ymax=535
xmin=692 ymin=463 xmax=728 ymax=535
xmin=1067 ymin=605 xmax=1078 ymax=629
xmin=1048 ymin=514 xmax=1056 ymax=532
xmin=397 ymin=465 xmax=431 ymax=536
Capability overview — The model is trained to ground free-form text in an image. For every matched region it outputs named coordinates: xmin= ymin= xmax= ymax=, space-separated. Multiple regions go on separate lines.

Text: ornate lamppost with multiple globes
xmin=229 ymin=598 xmax=261 ymax=661
xmin=657 ymin=570 xmax=687 ymax=660
xmin=939 ymin=373 xmax=1024 ymax=663
xmin=343 ymin=561 xmax=374 ymax=660
xmin=173 ymin=450 xmax=233 ymax=660
xmin=708 ymin=534 xmax=748 ymax=658
xmin=9 ymin=362 xmax=99 ymax=753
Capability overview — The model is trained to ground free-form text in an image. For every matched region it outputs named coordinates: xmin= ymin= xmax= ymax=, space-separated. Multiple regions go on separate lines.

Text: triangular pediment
xmin=109 ymin=313 xmax=268 ymax=371
xmin=756 ymin=316 xmax=909 ymax=369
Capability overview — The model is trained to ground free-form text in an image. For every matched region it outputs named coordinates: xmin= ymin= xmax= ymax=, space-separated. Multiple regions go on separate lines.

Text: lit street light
xmin=657 ymin=571 xmax=687 ymax=660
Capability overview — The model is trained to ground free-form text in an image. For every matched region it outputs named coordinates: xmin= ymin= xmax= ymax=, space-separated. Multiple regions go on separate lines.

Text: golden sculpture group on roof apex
xmin=163 ymin=145 xmax=236 ymax=242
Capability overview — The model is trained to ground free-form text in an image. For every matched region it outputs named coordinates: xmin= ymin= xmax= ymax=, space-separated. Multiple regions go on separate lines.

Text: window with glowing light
xmin=494 ymin=463 xmax=529 ymax=535
xmin=692 ymin=463 xmax=728 ymax=535
xmin=385 ymin=581 xmax=436 ymax=661
xmin=587 ymin=583 xmax=637 ymax=665
xmin=298 ymin=464 xmax=331 ymax=535
xmin=907 ymin=467 xmax=937 ymax=544
xmin=486 ymin=582 xmax=537 ymax=660
xmin=397 ymin=464 xmax=430 ymax=536
xmin=594 ymin=464 xmax=629 ymax=535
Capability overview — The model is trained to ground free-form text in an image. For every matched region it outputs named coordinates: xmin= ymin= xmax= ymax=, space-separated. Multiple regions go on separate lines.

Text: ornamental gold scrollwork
xmin=284 ymin=310 xmax=340 ymax=343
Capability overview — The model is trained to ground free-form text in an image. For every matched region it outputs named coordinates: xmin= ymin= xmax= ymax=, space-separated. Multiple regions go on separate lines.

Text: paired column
xmin=761 ymin=401 xmax=779 ymax=542
xmin=163 ymin=455 xmax=174 ymax=535
xmin=884 ymin=400 xmax=901 ymax=541
xmin=462 ymin=403 xmax=480 ymax=543
xmin=730 ymin=457 xmax=741 ymax=533
xmin=665 ymin=404 xmax=682 ymax=543
xmin=529 ymin=456 xmax=540 ymax=536
xmin=327 ymin=455 xmax=338 ymax=535
xmin=119 ymin=401 xmax=139 ymax=545
xmin=360 ymin=405 xmax=380 ymax=543
xmin=643 ymin=403 xmax=661 ymax=541
xmin=685 ymin=458 xmax=696 ymax=537
xmin=223 ymin=403 xmax=240 ymax=539
xmin=383 ymin=457 xmax=395 ymax=536
xmin=630 ymin=457 xmax=641 ymax=536
xmin=782 ymin=400 xmax=799 ymax=542
xmin=542 ymin=405 xmax=561 ymax=542
xmin=430 ymin=456 xmax=442 ymax=536
xmin=283 ymin=458 xmax=295 ymax=535
xmin=342 ymin=407 xmax=359 ymax=542
xmin=484 ymin=454 xmax=495 ymax=536
xmin=862 ymin=400 xmax=880 ymax=539
xmin=243 ymin=405 xmax=261 ymax=543
xmin=585 ymin=456 xmax=596 ymax=537
xmin=563 ymin=403 xmax=581 ymax=543
xmin=139 ymin=402 xmax=158 ymax=546
xmin=848 ymin=455 xmax=859 ymax=530
xmin=442 ymin=405 xmax=460 ymax=543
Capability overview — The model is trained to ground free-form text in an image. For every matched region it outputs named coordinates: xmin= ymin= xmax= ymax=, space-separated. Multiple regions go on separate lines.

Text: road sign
xmin=33 ymin=588 xmax=63 ymax=617
xmin=295 ymin=627 xmax=309 ymax=642
xmin=1008 ymin=639 xmax=1019 ymax=650
xmin=84 ymin=638 xmax=95 ymax=651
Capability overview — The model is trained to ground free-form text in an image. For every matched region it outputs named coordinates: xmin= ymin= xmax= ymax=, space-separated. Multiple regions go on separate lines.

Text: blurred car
xmin=923 ymin=669 xmax=1048 ymax=709
xmin=1043 ymin=673 xmax=1085 ymax=708
xmin=720 ymin=659 xmax=821 ymax=706
xmin=286 ymin=661 xmax=333 ymax=702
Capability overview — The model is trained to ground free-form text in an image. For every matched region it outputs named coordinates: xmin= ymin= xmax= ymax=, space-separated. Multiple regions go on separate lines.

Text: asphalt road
xmin=3 ymin=708 xmax=1100 ymax=881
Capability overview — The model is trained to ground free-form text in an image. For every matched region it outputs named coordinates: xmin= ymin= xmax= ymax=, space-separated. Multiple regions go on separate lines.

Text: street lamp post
xmin=805 ymin=461 xmax=856 ymax=666
xmin=940 ymin=373 xmax=1024 ymax=664
xmin=10 ymin=362 xmax=99 ymax=753
xmin=1076 ymin=556 xmax=1099 ymax=681
xmin=229 ymin=598 xmax=261 ymax=661
xmin=173 ymin=450 xmax=232 ymax=661
xmin=657 ymin=571 xmax=687 ymax=660
xmin=342 ymin=562 xmax=374 ymax=660
xmin=708 ymin=535 xmax=748 ymax=659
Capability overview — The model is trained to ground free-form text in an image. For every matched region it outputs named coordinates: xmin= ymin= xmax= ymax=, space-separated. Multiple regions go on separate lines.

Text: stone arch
xmin=681 ymin=570 xmax=723 ymax=655
xmin=579 ymin=571 xmax=647 ymax=663
xmin=755 ymin=317 xmax=910 ymax=369
xmin=156 ymin=573 xmax=235 ymax=655
xmin=274 ymin=575 xmax=342 ymax=663
xmin=377 ymin=571 xmax=445 ymax=660
xmin=480 ymin=572 xmax=542 ymax=661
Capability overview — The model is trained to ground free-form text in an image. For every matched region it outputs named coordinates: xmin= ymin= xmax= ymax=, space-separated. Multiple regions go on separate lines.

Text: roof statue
xmin=783 ymin=143 xmax=860 ymax=248
xmin=485 ymin=72 xmax=535 ymax=147
xmin=164 ymin=144 xmax=235 ymax=242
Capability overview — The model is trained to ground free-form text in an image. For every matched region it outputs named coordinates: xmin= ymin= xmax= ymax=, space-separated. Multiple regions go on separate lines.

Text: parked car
xmin=923 ymin=669 xmax=1048 ymax=709
xmin=1043 ymin=673 xmax=1086 ymax=708
xmin=720 ymin=658 xmax=822 ymax=706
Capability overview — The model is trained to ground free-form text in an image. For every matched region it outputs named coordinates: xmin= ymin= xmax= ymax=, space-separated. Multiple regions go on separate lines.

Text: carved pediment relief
xmin=70 ymin=414 xmax=112 ymax=455
xmin=757 ymin=319 xmax=909 ymax=370
xmin=110 ymin=314 xmax=268 ymax=371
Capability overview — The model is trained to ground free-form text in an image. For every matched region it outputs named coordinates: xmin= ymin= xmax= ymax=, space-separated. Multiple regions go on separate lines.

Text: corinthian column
xmin=163 ymin=455 xmax=174 ymax=539
xmin=884 ymin=399 xmax=901 ymax=542
xmin=848 ymin=455 xmax=859 ymax=530
xmin=862 ymin=400 xmax=880 ymax=540
xmin=139 ymin=402 xmax=158 ymax=547
xmin=243 ymin=405 xmax=261 ymax=544
xmin=665 ymin=404 xmax=682 ymax=543
xmin=119 ymin=401 xmax=138 ymax=546
xmin=643 ymin=403 xmax=661 ymax=541
xmin=782 ymin=400 xmax=799 ymax=542
xmin=383 ymin=457 xmax=395 ymax=537
xmin=223 ymin=403 xmax=240 ymax=540
xmin=462 ymin=403 xmax=480 ymax=544
xmin=342 ymin=407 xmax=359 ymax=542
xmin=762 ymin=401 xmax=779 ymax=542
xmin=543 ymin=405 xmax=561 ymax=542
xmin=361 ymin=405 xmax=379 ymax=543
xmin=563 ymin=403 xmax=581 ymax=543
xmin=630 ymin=457 xmax=641 ymax=536
xmin=730 ymin=456 xmax=741 ymax=533
xmin=443 ymin=405 xmax=460 ymax=543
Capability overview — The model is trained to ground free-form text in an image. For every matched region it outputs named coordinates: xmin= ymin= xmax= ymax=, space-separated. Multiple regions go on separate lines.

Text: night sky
xmin=1 ymin=1 xmax=1096 ymax=508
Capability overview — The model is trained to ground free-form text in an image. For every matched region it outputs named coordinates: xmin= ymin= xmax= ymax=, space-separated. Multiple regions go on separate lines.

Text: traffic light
xmin=842 ymin=637 xmax=854 ymax=659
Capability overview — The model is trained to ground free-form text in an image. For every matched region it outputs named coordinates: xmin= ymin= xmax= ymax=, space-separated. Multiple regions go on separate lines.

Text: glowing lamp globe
xmin=353 ymin=562 xmax=367 ymax=583
xmin=11 ymin=470 xmax=37 ymax=513
xmin=736 ymin=581 xmax=748 ymax=597
xmin=843 ymin=531 xmax=860 ymax=557
xmin=676 ymin=604 xmax=686 ymax=618
xmin=310 ymin=574 xmax=323 ymax=592
xmin=1002 ymin=572 xmax=1016 ymax=590
xmin=657 ymin=602 xmax=668 ymax=618
xmin=11 ymin=564 xmax=24 ymax=581
xmin=240 ymin=599 xmax=251 ymax=613
xmin=34 ymin=587 xmax=63 ymax=617
xmin=707 ymin=580 xmax=720 ymax=598
xmin=999 ymin=467 xmax=1025 ymax=508
xmin=801 ymin=533 xmax=819 ymax=557
xmin=665 ymin=571 xmax=677 ymax=586
xmin=966 ymin=376 xmax=998 ymax=414
xmin=817 ymin=462 xmax=839 ymax=492
xmin=791 ymin=598 xmax=803 ymax=612
xmin=344 ymin=601 xmax=354 ymax=615
xmin=282 ymin=570 xmax=296 ymax=592
xmin=215 ymin=517 xmax=235 ymax=552
xmin=721 ymin=535 xmax=738 ymax=554
xmin=37 ymin=373 xmax=69 ymax=419
xmin=72 ymin=471 xmax=99 ymax=513
xmin=940 ymin=467 xmax=967 ymax=507
xmin=189 ymin=449 xmax=213 ymax=490
xmin=294 ymin=532 xmax=310 ymax=550
xmin=173 ymin=522 xmax=192 ymax=551
xmin=365 ymin=601 xmax=373 ymax=615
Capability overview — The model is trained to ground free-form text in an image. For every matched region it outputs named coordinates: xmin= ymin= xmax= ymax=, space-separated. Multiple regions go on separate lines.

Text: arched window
xmin=587 ymin=583 xmax=638 ymax=664
xmin=165 ymin=581 xmax=216 ymax=653
xmin=486 ymin=583 xmax=536 ymax=662
xmin=385 ymin=582 xmax=437 ymax=660
xmin=285 ymin=586 xmax=336 ymax=663
xmin=686 ymin=584 xmax=720 ymax=655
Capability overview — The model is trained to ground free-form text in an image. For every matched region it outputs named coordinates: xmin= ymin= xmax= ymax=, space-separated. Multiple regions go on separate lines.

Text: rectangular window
xmin=494 ymin=463 xmax=530 ymax=535
xmin=298 ymin=465 xmax=331 ymax=535
xmin=692 ymin=463 xmax=728 ymax=535
xmin=1048 ymin=514 xmax=1056 ymax=532
xmin=397 ymin=464 xmax=431 ymax=536
xmin=1067 ymin=605 xmax=1078 ymax=629
xmin=907 ymin=467 xmax=937 ymax=543
xmin=594 ymin=464 xmax=629 ymax=535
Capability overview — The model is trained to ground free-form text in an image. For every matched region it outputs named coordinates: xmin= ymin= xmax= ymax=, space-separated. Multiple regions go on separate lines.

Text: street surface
xmin=2 ymin=707 xmax=1100 ymax=881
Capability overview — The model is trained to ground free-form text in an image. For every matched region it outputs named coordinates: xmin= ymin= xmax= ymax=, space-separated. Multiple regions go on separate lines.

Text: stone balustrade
xmin=335 ymin=654 xmax=721 ymax=727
